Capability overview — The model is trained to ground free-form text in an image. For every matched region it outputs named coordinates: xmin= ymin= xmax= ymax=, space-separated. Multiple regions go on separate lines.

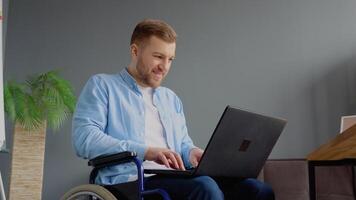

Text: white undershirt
xmin=138 ymin=85 xmax=170 ymax=171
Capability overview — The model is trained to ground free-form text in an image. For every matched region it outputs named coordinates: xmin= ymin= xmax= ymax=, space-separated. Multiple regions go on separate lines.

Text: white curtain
xmin=0 ymin=0 xmax=5 ymax=151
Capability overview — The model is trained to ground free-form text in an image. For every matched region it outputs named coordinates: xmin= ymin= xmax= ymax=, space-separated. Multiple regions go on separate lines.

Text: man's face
xmin=133 ymin=36 xmax=176 ymax=88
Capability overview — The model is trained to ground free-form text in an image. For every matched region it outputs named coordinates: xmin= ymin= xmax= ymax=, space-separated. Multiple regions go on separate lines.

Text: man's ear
xmin=130 ymin=43 xmax=139 ymax=58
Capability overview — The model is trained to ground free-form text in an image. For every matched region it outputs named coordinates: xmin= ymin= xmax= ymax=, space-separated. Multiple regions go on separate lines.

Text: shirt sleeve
xmin=175 ymin=96 xmax=197 ymax=168
xmin=72 ymin=75 xmax=147 ymax=161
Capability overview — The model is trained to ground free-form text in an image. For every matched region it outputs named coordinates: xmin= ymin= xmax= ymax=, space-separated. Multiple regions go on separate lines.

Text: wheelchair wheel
xmin=61 ymin=184 xmax=118 ymax=200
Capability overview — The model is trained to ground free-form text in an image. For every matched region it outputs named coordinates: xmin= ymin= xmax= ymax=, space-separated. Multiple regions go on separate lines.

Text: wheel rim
xmin=66 ymin=191 xmax=105 ymax=200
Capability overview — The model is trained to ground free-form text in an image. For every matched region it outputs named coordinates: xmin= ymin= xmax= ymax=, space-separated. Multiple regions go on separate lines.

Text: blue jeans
xmin=144 ymin=175 xmax=275 ymax=200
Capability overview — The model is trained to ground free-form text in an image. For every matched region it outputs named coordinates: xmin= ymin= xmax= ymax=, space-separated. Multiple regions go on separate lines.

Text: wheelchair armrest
xmin=87 ymin=151 xmax=150 ymax=196
xmin=88 ymin=151 xmax=137 ymax=169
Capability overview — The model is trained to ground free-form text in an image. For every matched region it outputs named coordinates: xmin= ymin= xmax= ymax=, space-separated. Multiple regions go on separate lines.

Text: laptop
xmin=340 ymin=115 xmax=356 ymax=133
xmin=144 ymin=106 xmax=287 ymax=178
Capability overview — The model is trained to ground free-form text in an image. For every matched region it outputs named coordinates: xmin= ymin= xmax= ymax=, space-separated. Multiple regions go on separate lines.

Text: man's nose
xmin=159 ymin=59 xmax=170 ymax=70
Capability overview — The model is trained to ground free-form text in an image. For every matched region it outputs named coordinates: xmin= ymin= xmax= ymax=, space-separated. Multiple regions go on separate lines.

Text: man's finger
xmin=165 ymin=152 xmax=179 ymax=169
xmin=196 ymin=154 xmax=202 ymax=163
xmin=191 ymin=158 xmax=197 ymax=167
xmin=158 ymin=153 xmax=170 ymax=168
xmin=173 ymin=152 xmax=185 ymax=170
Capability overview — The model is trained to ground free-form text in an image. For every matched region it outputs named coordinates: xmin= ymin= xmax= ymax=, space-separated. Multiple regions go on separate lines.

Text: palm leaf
xmin=46 ymin=104 xmax=69 ymax=130
xmin=3 ymin=70 xmax=77 ymax=131
xmin=4 ymin=82 xmax=27 ymax=122
xmin=46 ymin=71 xmax=76 ymax=112
xmin=4 ymin=82 xmax=17 ymax=121
xmin=19 ymin=94 xmax=43 ymax=130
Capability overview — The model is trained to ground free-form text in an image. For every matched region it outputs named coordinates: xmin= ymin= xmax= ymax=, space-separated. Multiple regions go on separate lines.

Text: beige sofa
xmin=259 ymin=159 xmax=355 ymax=200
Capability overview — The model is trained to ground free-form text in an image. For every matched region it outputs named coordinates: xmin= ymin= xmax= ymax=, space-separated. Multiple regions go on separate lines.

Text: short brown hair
xmin=130 ymin=19 xmax=177 ymax=46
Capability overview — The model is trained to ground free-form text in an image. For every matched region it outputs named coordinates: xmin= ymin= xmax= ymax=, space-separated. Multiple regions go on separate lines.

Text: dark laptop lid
xmin=144 ymin=106 xmax=287 ymax=179
xmin=195 ymin=106 xmax=286 ymax=178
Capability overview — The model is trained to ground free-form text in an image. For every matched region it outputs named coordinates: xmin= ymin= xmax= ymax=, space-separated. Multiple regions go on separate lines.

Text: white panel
xmin=0 ymin=0 xmax=5 ymax=151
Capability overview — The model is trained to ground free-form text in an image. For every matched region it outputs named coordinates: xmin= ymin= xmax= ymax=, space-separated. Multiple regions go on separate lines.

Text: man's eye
xmin=154 ymin=55 xmax=163 ymax=59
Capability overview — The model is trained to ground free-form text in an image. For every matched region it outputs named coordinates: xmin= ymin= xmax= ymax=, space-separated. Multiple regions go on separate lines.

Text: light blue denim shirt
xmin=72 ymin=68 xmax=196 ymax=185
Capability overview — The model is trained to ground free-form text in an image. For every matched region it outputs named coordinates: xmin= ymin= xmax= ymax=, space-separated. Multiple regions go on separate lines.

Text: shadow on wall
xmin=310 ymin=54 xmax=356 ymax=147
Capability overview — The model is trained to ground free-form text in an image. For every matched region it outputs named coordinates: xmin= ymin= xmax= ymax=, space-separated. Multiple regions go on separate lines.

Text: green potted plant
xmin=3 ymin=70 xmax=76 ymax=200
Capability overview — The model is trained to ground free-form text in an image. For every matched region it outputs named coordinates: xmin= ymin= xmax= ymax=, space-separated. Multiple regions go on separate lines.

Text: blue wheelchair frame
xmin=88 ymin=151 xmax=171 ymax=200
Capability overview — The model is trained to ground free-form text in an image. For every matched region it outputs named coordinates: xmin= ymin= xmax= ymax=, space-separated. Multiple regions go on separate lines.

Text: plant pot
xmin=8 ymin=122 xmax=46 ymax=200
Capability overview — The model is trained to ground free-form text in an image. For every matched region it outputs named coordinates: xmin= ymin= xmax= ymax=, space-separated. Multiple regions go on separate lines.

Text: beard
xmin=136 ymin=57 xmax=165 ymax=88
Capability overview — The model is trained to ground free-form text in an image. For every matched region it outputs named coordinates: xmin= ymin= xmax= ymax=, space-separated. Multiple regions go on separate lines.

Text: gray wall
xmin=1 ymin=0 xmax=356 ymax=199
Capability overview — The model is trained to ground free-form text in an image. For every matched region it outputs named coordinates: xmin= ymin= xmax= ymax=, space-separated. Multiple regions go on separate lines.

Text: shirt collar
xmin=120 ymin=68 xmax=138 ymax=90
xmin=119 ymin=68 xmax=162 ymax=93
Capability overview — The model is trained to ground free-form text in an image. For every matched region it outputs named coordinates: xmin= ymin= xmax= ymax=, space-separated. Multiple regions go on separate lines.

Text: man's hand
xmin=145 ymin=147 xmax=185 ymax=170
xmin=189 ymin=148 xmax=204 ymax=167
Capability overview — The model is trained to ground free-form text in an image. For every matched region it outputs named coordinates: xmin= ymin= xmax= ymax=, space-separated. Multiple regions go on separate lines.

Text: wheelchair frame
xmin=62 ymin=151 xmax=171 ymax=200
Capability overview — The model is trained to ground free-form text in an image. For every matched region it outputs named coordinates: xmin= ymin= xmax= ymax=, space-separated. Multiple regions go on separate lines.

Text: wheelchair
xmin=61 ymin=151 xmax=171 ymax=200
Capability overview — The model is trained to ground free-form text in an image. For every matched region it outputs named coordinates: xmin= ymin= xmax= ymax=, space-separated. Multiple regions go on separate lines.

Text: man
xmin=73 ymin=19 xmax=274 ymax=200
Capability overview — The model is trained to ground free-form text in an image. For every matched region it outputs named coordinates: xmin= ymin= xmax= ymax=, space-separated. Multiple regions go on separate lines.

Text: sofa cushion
xmin=262 ymin=159 xmax=309 ymax=200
